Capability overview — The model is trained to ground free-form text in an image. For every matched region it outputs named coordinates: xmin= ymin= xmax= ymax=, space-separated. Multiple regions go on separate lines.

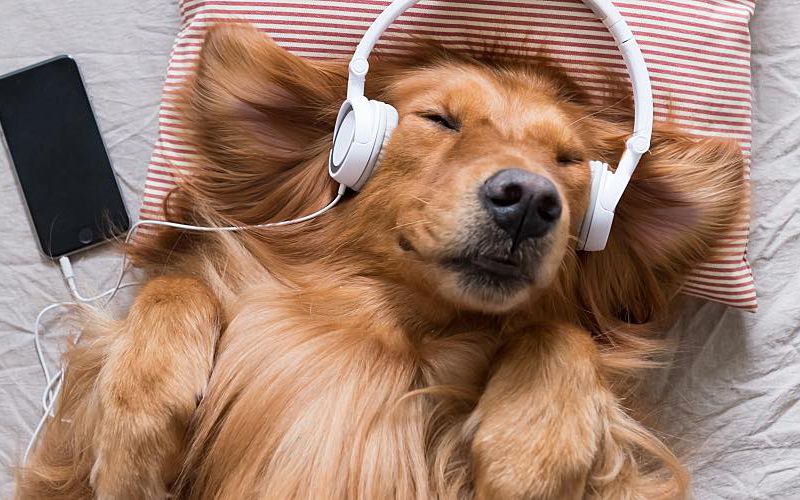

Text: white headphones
xmin=329 ymin=0 xmax=654 ymax=252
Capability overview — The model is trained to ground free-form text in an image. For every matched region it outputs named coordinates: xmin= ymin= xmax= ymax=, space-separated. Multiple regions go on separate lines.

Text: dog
xmin=17 ymin=24 xmax=746 ymax=499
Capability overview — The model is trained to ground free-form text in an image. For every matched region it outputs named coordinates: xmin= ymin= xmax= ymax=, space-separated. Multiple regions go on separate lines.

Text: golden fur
xmin=16 ymin=24 xmax=746 ymax=499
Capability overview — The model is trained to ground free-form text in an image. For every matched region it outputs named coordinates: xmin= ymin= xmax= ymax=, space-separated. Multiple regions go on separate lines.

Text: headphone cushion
xmin=373 ymin=103 xmax=399 ymax=169
xmin=383 ymin=103 xmax=399 ymax=142
xmin=577 ymin=160 xmax=609 ymax=251
xmin=329 ymin=97 xmax=382 ymax=190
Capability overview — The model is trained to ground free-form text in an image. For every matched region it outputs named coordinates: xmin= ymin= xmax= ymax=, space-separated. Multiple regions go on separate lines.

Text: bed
xmin=0 ymin=0 xmax=797 ymax=497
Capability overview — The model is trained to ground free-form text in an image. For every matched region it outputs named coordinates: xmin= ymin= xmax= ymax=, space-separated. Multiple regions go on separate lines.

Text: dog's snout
xmin=481 ymin=168 xmax=562 ymax=240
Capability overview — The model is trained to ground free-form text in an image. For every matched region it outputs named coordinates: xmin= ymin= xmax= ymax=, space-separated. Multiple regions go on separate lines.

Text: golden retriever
xmin=17 ymin=24 xmax=746 ymax=499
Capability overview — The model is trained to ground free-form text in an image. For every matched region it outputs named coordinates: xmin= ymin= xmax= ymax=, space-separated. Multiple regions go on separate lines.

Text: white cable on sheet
xmin=34 ymin=302 xmax=74 ymax=387
xmin=23 ymin=381 xmax=57 ymax=465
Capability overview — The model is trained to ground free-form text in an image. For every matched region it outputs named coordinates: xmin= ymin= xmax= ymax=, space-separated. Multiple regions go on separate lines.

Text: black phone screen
xmin=0 ymin=56 xmax=129 ymax=258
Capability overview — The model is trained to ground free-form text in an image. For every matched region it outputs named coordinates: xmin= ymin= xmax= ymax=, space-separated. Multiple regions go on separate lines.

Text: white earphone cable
xmin=104 ymin=183 xmax=347 ymax=303
xmin=25 ymin=183 xmax=347 ymax=465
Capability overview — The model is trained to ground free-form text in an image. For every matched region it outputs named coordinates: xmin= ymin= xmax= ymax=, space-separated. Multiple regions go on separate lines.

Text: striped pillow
xmin=142 ymin=0 xmax=757 ymax=310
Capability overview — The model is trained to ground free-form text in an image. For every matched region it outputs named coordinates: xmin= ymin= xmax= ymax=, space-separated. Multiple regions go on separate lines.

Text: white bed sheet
xmin=0 ymin=0 xmax=797 ymax=498
xmin=0 ymin=0 xmax=180 ymax=496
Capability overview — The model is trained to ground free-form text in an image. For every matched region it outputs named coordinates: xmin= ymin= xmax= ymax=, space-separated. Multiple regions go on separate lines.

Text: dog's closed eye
xmin=418 ymin=111 xmax=461 ymax=132
xmin=556 ymin=152 xmax=584 ymax=166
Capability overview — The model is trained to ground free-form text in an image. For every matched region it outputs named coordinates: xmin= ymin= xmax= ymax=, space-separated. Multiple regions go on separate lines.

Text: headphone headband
xmin=345 ymin=0 xmax=653 ymax=215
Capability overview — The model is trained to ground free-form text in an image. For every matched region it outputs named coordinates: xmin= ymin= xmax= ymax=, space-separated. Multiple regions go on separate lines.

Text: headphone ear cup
xmin=577 ymin=160 xmax=609 ymax=251
xmin=329 ymin=97 xmax=378 ymax=191
xmin=329 ymin=98 xmax=396 ymax=192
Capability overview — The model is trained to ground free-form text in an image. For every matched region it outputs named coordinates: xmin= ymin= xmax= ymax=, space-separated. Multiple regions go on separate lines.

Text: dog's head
xmin=163 ymin=25 xmax=744 ymax=321
xmin=346 ymin=55 xmax=596 ymax=313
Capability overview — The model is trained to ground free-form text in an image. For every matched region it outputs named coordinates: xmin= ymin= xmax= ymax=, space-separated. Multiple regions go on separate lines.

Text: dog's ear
xmin=579 ymin=121 xmax=747 ymax=324
xmin=179 ymin=24 xmax=347 ymax=224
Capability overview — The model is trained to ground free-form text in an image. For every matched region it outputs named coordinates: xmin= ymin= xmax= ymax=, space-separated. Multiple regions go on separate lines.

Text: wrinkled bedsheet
xmin=0 ymin=0 xmax=180 ymax=495
xmin=0 ymin=0 xmax=797 ymax=498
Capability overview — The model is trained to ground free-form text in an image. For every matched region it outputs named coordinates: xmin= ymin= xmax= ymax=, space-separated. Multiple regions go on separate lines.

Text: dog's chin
xmin=405 ymin=223 xmax=568 ymax=314
xmin=435 ymin=257 xmax=535 ymax=314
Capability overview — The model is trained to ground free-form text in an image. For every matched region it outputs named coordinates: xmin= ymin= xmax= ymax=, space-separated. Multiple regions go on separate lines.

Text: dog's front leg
xmin=470 ymin=322 xmax=606 ymax=500
xmin=90 ymin=276 xmax=221 ymax=499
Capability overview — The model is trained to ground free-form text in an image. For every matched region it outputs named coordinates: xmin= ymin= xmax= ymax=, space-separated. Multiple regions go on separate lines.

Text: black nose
xmin=481 ymin=168 xmax=562 ymax=241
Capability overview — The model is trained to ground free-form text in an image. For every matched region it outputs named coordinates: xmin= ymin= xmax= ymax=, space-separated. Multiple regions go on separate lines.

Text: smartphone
xmin=0 ymin=56 xmax=129 ymax=259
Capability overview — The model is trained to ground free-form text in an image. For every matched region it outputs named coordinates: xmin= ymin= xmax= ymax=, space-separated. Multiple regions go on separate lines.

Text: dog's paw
xmin=90 ymin=446 xmax=168 ymax=500
xmin=89 ymin=409 xmax=177 ymax=500
xmin=90 ymin=451 xmax=138 ymax=500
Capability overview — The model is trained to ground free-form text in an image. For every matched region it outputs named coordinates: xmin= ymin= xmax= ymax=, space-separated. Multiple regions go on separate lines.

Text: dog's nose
xmin=481 ymin=168 xmax=562 ymax=241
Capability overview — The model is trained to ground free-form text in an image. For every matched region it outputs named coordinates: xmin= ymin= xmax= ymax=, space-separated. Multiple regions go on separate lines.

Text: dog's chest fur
xmin=176 ymin=278 xmax=500 ymax=495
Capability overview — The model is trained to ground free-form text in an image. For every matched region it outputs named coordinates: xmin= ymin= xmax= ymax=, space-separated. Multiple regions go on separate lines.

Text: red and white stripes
xmin=142 ymin=0 xmax=757 ymax=310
